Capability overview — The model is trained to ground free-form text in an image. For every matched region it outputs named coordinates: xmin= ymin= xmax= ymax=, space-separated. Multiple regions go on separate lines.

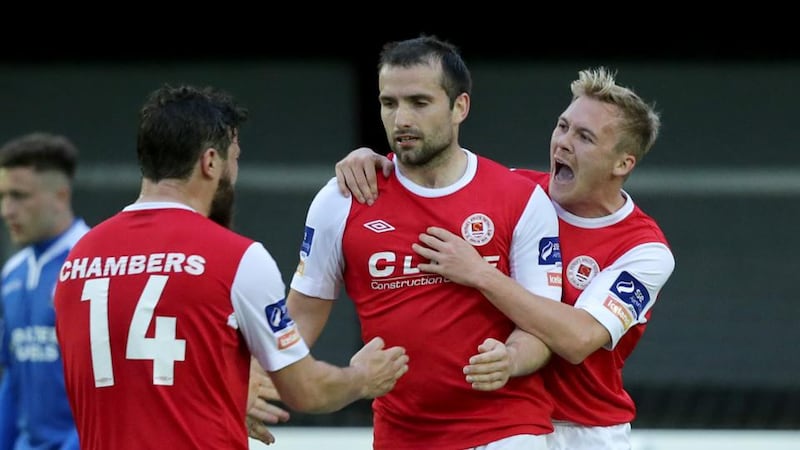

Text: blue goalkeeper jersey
xmin=0 ymin=219 xmax=89 ymax=450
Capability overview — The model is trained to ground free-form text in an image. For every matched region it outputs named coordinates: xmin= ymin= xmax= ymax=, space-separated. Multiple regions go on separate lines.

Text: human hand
xmin=334 ymin=147 xmax=393 ymax=205
xmin=247 ymin=359 xmax=290 ymax=445
xmin=349 ymin=336 xmax=409 ymax=398
xmin=412 ymin=226 xmax=492 ymax=287
xmin=463 ymin=338 xmax=511 ymax=391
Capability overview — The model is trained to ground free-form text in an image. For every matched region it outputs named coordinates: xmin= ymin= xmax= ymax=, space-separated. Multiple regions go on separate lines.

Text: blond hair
xmin=570 ymin=67 xmax=661 ymax=162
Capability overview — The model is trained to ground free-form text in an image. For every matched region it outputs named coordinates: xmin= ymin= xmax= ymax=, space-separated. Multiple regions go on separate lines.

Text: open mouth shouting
xmin=553 ymin=158 xmax=575 ymax=184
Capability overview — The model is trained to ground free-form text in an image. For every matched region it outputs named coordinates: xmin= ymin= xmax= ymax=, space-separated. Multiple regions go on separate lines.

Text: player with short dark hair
xmin=289 ymin=35 xmax=562 ymax=450
xmin=54 ymin=84 xmax=408 ymax=450
xmin=337 ymin=67 xmax=675 ymax=450
xmin=0 ymin=132 xmax=88 ymax=450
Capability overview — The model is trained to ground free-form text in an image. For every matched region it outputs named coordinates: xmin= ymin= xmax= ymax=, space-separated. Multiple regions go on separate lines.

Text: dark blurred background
xmin=2 ymin=25 xmax=798 ymax=430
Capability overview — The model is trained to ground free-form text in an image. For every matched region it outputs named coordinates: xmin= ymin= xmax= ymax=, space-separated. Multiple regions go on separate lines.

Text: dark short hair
xmin=378 ymin=34 xmax=472 ymax=106
xmin=136 ymin=84 xmax=249 ymax=182
xmin=0 ymin=132 xmax=78 ymax=180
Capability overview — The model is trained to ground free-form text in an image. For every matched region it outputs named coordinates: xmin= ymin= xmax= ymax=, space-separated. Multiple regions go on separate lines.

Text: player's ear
xmin=612 ymin=152 xmax=636 ymax=178
xmin=452 ymin=92 xmax=470 ymax=125
xmin=200 ymin=147 xmax=219 ymax=178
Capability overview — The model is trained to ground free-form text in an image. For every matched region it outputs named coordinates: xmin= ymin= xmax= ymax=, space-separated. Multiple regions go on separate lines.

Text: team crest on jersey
xmin=461 ymin=213 xmax=494 ymax=246
xmin=566 ymin=255 xmax=599 ymax=289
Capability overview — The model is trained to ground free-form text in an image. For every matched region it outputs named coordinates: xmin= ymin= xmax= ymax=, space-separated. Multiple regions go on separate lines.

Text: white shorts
xmin=469 ymin=433 xmax=549 ymax=450
xmin=547 ymin=421 xmax=631 ymax=450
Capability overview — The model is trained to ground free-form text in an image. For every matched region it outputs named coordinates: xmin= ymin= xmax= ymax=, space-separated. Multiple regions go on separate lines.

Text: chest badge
xmin=461 ymin=213 xmax=495 ymax=246
xmin=566 ymin=255 xmax=600 ymax=289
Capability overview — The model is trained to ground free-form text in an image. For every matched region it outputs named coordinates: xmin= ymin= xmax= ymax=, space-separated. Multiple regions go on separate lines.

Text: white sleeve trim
xmin=510 ymin=185 xmax=563 ymax=302
xmin=232 ymin=242 xmax=309 ymax=372
xmin=577 ymin=242 xmax=675 ymax=349
xmin=289 ymin=178 xmax=349 ymax=300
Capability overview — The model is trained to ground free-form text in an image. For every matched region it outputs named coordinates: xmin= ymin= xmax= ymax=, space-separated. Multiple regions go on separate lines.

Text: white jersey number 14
xmin=81 ymin=275 xmax=187 ymax=387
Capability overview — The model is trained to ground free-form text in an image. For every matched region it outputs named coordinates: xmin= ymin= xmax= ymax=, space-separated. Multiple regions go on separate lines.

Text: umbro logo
xmin=363 ymin=220 xmax=395 ymax=233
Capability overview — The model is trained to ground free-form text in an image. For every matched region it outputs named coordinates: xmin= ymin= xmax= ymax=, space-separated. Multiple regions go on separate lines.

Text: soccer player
xmin=287 ymin=35 xmax=563 ymax=449
xmin=53 ymin=84 xmax=408 ymax=450
xmin=336 ymin=67 xmax=675 ymax=450
xmin=0 ymin=132 xmax=87 ymax=450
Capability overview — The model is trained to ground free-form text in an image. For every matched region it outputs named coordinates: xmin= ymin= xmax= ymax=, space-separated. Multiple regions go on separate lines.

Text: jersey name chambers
xmin=59 ymin=252 xmax=206 ymax=281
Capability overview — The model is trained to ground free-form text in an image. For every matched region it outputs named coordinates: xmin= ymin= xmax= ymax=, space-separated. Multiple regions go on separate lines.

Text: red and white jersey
xmin=291 ymin=150 xmax=562 ymax=449
xmin=54 ymin=203 xmax=308 ymax=450
xmin=516 ymin=170 xmax=675 ymax=427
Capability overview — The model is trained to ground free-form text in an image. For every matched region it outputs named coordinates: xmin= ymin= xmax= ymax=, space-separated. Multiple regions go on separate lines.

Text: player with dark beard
xmin=53 ymin=84 xmax=408 ymax=450
xmin=209 ymin=166 xmax=235 ymax=228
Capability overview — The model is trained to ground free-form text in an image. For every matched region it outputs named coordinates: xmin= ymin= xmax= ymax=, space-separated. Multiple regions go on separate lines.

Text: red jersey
xmin=54 ymin=203 xmax=308 ymax=450
xmin=292 ymin=151 xmax=563 ymax=449
xmin=515 ymin=169 xmax=674 ymax=426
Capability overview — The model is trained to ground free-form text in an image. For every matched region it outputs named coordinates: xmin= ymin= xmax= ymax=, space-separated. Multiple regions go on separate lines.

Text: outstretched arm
xmin=268 ymin=336 xmax=408 ymax=413
xmin=265 ymin=288 xmax=408 ymax=413
xmin=334 ymin=147 xmax=393 ymax=205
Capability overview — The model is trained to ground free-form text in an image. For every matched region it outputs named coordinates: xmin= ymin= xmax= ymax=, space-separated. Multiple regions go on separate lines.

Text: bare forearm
xmin=271 ymin=357 xmax=367 ymax=413
xmin=269 ymin=336 xmax=406 ymax=413
xmin=286 ymin=290 xmax=333 ymax=348
xmin=474 ymin=266 xmax=606 ymax=363
xmin=506 ymin=328 xmax=550 ymax=377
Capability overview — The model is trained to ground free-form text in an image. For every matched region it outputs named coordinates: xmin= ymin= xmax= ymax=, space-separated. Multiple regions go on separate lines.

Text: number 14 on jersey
xmin=81 ymin=275 xmax=187 ymax=387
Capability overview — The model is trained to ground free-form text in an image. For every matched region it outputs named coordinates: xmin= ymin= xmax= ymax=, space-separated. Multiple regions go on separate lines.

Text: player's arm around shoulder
xmin=233 ymin=243 xmax=408 ymax=414
xmin=334 ymin=147 xmax=393 ymax=205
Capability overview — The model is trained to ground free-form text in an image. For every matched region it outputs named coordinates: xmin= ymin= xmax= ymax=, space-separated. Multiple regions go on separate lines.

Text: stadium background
xmin=1 ymin=27 xmax=798 ymax=436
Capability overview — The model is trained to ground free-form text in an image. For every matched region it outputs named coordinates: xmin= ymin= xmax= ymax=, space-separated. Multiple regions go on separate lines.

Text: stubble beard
xmin=392 ymin=138 xmax=450 ymax=168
